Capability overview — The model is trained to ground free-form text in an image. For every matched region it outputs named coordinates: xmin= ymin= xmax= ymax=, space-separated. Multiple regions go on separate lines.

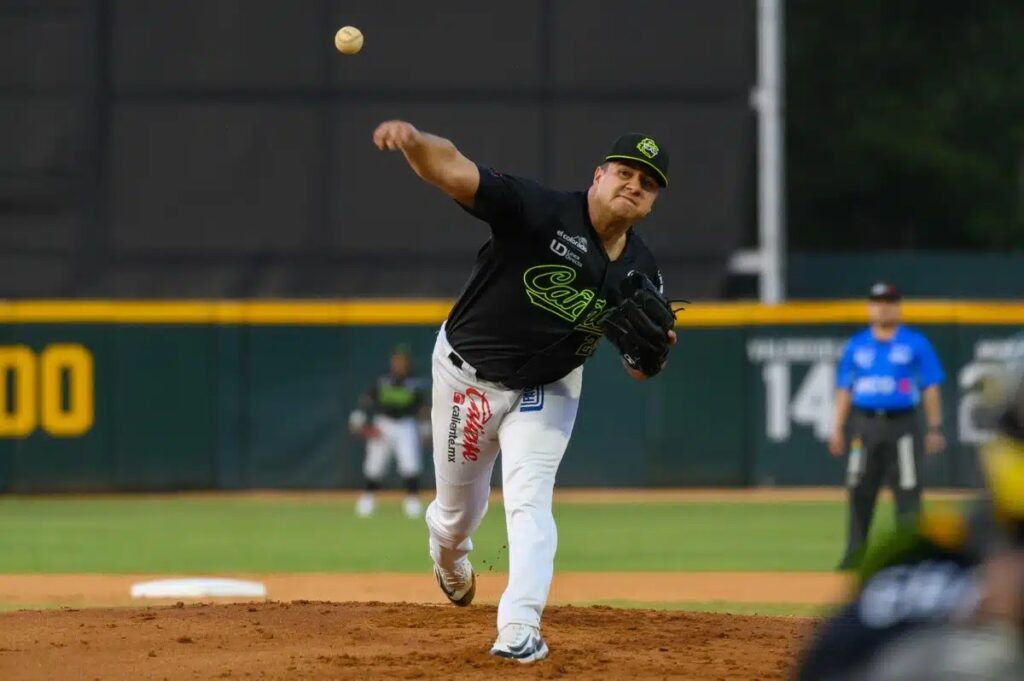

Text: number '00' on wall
xmin=0 ymin=345 xmax=94 ymax=438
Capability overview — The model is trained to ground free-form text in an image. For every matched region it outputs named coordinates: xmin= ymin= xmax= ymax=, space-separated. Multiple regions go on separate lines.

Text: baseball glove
xmin=601 ymin=271 xmax=684 ymax=377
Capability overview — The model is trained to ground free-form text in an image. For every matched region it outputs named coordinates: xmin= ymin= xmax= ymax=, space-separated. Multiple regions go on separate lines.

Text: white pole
xmin=756 ymin=0 xmax=786 ymax=303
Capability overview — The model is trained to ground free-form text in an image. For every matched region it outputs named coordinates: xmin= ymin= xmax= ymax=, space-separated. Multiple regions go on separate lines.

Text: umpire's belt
xmin=854 ymin=406 xmax=916 ymax=419
xmin=448 ymin=351 xmax=499 ymax=383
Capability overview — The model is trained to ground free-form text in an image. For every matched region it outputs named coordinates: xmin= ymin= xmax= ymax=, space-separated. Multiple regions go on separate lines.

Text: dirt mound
xmin=0 ymin=601 xmax=813 ymax=680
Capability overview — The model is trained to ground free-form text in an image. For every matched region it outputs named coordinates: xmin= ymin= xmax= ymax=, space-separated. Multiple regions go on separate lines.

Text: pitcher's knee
xmin=504 ymin=482 xmax=549 ymax=510
xmin=506 ymin=502 xmax=555 ymax=536
xmin=426 ymin=499 xmax=487 ymax=547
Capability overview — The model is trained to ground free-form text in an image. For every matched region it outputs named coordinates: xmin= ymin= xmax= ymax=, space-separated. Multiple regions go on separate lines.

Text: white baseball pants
xmin=364 ymin=415 xmax=422 ymax=480
xmin=425 ymin=325 xmax=581 ymax=631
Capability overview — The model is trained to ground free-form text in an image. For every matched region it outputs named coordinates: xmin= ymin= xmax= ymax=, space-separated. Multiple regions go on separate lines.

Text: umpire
xmin=830 ymin=282 xmax=946 ymax=569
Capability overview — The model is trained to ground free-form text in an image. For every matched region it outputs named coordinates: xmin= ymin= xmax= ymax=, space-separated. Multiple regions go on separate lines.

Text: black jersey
xmin=364 ymin=374 xmax=426 ymax=419
xmin=445 ymin=165 xmax=663 ymax=389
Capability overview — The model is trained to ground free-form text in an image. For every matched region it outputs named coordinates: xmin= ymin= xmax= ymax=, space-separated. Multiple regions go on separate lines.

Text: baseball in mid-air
xmin=335 ymin=26 xmax=364 ymax=55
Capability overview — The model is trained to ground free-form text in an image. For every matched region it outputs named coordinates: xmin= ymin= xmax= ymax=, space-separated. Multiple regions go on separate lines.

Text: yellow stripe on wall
xmin=0 ymin=299 xmax=1021 ymax=326
xmin=684 ymin=301 xmax=1024 ymax=326
xmin=0 ymin=300 xmax=454 ymax=325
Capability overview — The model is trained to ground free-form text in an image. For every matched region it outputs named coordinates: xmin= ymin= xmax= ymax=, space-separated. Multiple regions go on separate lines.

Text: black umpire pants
xmin=840 ymin=408 xmax=923 ymax=566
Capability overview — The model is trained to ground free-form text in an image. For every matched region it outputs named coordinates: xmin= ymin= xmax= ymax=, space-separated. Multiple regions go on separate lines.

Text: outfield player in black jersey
xmin=348 ymin=344 xmax=429 ymax=519
xmin=374 ymin=120 xmax=676 ymax=662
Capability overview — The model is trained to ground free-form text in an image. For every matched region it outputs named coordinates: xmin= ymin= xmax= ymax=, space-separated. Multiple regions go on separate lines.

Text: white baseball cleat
xmin=433 ymin=559 xmax=475 ymax=607
xmin=402 ymin=495 xmax=423 ymax=519
xmin=354 ymin=492 xmax=375 ymax=518
xmin=489 ymin=624 xmax=549 ymax=663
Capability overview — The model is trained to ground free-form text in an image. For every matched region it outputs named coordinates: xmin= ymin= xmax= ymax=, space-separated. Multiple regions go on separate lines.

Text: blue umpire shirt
xmin=836 ymin=326 xmax=945 ymax=411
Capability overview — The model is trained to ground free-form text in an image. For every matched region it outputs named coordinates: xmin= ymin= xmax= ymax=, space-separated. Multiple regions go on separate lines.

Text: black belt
xmin=854 ymin=406 xmax=916 ymax=419
xmin=448 ymin=351 xmax=499 ymax=383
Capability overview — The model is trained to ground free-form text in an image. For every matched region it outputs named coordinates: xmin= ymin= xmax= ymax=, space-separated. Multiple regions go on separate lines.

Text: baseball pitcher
xmin=374 ymin=120 xmax=679 ymax=662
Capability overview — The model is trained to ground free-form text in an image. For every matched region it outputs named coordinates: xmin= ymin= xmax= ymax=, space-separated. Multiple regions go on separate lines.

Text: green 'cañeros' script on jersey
xmin=523 ymin=264 xmax=595 ymax=322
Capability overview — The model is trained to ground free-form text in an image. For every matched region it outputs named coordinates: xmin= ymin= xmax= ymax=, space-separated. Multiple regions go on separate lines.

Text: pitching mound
xmin=0 ymin=601 xmax=813 ymax=680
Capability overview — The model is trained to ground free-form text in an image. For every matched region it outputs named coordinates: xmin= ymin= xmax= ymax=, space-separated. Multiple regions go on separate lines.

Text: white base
xmin=130 ymin=578 xmax=266 ymax=599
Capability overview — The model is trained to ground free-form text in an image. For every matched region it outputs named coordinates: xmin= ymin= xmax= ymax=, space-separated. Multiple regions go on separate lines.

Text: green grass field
xmin=0 ymin=495 xmax=904 ymax=574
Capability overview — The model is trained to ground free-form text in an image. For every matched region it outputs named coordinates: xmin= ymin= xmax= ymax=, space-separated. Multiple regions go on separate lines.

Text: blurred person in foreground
xmin=348 ymin=344 xmax=430 ymax=519
xmin=795 ymin=337 xmax=1024 ymax=680
xmin=830 ymin=282 xmax=946 ymax=570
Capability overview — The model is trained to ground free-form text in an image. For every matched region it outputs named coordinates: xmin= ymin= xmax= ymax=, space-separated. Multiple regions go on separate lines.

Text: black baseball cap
xmin=605 ymin=133 xmax=669 ymax=187
xmin=868 ymin=282 xmax=901 ymax=302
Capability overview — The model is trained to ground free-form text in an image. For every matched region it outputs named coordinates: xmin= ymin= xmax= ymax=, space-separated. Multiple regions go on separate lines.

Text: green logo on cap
xmin=636 ymin=137 xmax=659 ymax=159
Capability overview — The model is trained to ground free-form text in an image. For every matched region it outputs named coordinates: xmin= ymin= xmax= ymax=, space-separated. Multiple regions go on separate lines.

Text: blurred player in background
xmin=830 ymin=282 xmax=946 ymax=569
xmin=796 ymin=334 xmax=1024 ymax=681
xmin=348 ymin=344 xmax=430 ymax=519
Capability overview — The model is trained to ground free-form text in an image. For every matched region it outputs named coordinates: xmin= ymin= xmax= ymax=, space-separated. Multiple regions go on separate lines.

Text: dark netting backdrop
xmin=0 ymin=0 xmax=754 ymax=298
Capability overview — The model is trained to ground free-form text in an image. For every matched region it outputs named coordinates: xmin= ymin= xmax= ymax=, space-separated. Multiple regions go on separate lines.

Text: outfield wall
xmin=0 ymin=300 xmax=1021 ymax=492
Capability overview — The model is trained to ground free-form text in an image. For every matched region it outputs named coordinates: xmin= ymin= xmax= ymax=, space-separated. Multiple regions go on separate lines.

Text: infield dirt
xmin=0 ymin=600 xmax=815 ymax=680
